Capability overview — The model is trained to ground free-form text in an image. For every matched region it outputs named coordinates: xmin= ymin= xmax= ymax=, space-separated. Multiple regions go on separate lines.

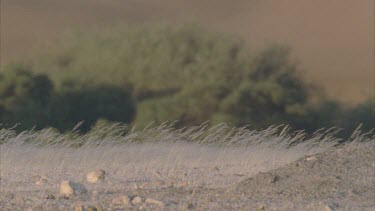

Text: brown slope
xmin=235 ymin=141 xmax=375 ymax=208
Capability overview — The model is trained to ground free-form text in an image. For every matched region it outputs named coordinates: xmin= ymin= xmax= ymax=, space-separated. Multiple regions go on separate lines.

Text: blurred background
xmin=0 ymin=0 xmax=374 ymax=135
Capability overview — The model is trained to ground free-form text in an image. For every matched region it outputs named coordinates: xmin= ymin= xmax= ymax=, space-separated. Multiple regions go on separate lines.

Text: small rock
xmin=178 ymin=181 xmax=189 ymax=187
xmin=86 ymin=169 xmax=106 ymax=183
xmin=308 ymin=202 xmax=336 ymax=211
xmin=60 ymin=181 xmax=87 ymax=197
xmin=305 ymin=155 xmax=318 ymax=161
xmin=323 ymin=205 xmax=333 ymax=211
xmin=319 ymin=202 xmax=338 ymax=211
xmin=35 ymin=180 xmax=46 ymax=185
xmin=258 ymin=172 xmax=279 ymax=184
xmin=138 ymin=205 xmax=146 ymax=210
xmin=131 ymin=196 xmax=143 ymax=205
xmin=257 ymin=205 xmax=266 ymax=211
xmin=145 ymin=198 xmax=164 ymax=207
xmin=75 ymin=204 xmax=102 ymax=211
xmin=85 ymin=206 xmax=98 ymax=211
xmin=35 ymin=176 xmax=48 ymax=185
xmin=112 ymin=195 xmax=131 ymax=206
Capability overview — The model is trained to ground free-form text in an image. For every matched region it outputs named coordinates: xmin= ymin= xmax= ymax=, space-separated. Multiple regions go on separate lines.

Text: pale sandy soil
xmin=1 ymin=137 xmax=374 ymax=210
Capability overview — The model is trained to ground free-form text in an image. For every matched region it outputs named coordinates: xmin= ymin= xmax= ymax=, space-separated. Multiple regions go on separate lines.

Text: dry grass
xmin=0 ymin=123 xmax=374 ymax=210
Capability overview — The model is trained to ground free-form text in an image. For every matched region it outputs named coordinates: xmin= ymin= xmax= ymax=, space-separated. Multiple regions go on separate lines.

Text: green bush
xmin=343 ymin=98 xmax=375 ymax=133
xmin=3 ymin=22 xmax=372 ymax=135
xmin=33 ymin=24 xmax=317 ymax=129
xmin=0 ymin=63 xmax=53 ymax=130
xmin=48 ymin=84 xmax=135 ymax=132
xmin=293 ymin=97 xmax=375 ymax=137
xmin=294 ymin=99 xmax=343 ymax=131
xmin=219 ymin=46 xmax=311 ymax=128
xmin=0 ymin=64 xmax=136 ymax=132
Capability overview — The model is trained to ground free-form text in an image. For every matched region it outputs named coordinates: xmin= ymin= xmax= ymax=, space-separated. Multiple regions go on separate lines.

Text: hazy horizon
xmin=1 ymin=0 xmax=374 ymax=104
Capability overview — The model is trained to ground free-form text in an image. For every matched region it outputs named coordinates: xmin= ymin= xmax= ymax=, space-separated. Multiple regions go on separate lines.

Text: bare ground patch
xmin=0 ymin=126 xmax=373 ymax=210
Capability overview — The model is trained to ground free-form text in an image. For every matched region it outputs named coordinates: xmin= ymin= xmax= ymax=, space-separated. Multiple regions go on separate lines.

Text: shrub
xmin=3 ymin=24 xmax=373 ymax=135
xmin=0 ymin=63 xmax=53 ymax=130
xmin=0 ymin=64 xmax=136 ymax=132
xmin=343 ymin=98 xmax=375 ymax=133
xmin=219 ymin=46 xmax=311 ymax=128
xmin=33 ymin=24 xmax=317 ymax=129
xmin=48 ymin=84 xmax=136 ymax=132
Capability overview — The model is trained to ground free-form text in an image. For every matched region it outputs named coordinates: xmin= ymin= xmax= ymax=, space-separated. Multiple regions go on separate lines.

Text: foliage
xmin=0 ymin=63 xmax=53 ymax=130
xmin=0 ymin=65 xmax=135 ymax=132
xmin=48 ymin=84 xmax=135 ymax=132
xmin=32 ymin=25 xmax=317 ymax=129
xmin=219 ymin=46 xmax=311 ymax=128
xmin=2 ymin=24 xmax=373 ymax=133
xmin=292 ymin=97 xmax=375 ymax=136
xmin=343 ymin=98 xmax=375 ymax=133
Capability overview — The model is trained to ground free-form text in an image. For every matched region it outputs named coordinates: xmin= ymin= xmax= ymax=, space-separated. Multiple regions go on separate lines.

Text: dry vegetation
xmin=0 ymin=1 xmax=374 ymax=210
xmin=1 ymin=124 xmax=374 ymax=210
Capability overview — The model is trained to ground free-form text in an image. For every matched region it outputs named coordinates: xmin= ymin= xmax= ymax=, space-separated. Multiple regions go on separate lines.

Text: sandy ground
xmin=0 ymin=138 xmax=374 ymax=210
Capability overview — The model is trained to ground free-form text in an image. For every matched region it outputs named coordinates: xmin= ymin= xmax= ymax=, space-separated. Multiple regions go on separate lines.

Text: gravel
xmin=1 ymin=140 xmax=374 ymax=210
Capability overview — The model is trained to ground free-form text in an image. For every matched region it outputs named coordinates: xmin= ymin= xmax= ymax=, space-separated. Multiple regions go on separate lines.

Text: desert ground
xmin=0 ymin=125 xmax=374 ymax=210
xmin=1 ymin=0 xmax=374 ymax=104
xmin=0 ymin=2 xmax=374 ymax=210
